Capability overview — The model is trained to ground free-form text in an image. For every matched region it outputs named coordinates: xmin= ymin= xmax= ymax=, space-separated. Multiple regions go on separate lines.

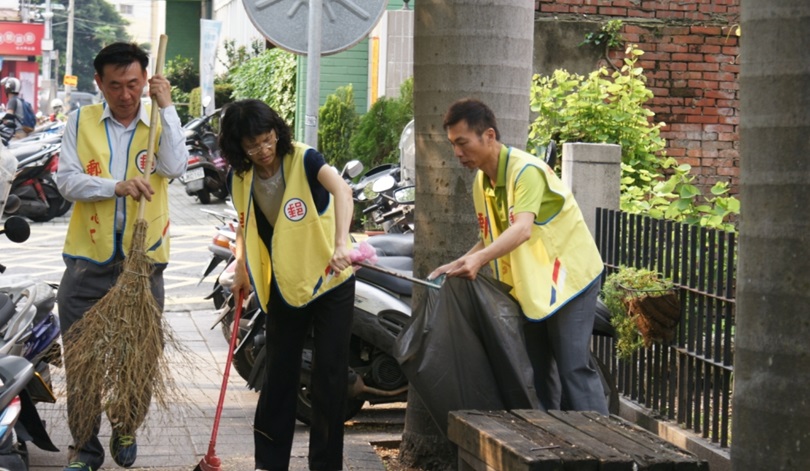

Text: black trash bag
xmin=393 ymin=275 xmax=541 ymax=434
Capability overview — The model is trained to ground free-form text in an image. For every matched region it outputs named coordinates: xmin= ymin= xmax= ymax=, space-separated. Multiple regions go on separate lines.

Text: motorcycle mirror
xmin=341 ymin=160 xmax=364 ymax=180
xmin=371 ymin=175 xmax=396 ymax=194
xmin=393 ymin=186 xmax=415 ymax=204
xmin=0 ymin=216 xmax=30 ymax=243
xmin=202 ymin=95 xmax=212 ymax=108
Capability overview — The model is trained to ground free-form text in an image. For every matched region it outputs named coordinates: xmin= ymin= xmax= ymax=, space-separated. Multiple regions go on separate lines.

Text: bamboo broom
xmin=63 ymin=35 xmax=177 ymax=449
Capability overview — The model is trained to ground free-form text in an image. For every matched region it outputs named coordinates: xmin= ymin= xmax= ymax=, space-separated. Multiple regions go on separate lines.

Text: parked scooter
xmin=1 ymin=142 xmax=70 ymax=223
xmin=198 ymin=201 xmax=238 ymax=310
xmin=0 ymin=217 xmax=60 ymax=469
xmin=179 ymin=109 xmax=229 ymax=204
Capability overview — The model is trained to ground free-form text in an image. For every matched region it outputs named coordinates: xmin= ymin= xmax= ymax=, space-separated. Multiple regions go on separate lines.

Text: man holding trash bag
xmin=429 ymin=98 xmax=608 ymax=414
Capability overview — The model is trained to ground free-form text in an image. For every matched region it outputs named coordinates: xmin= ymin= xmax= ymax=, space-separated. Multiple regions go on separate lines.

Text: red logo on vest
xmin=284 ymin=198 xmax=307 ymax=221
xmin=135 ymin=150 xmax=157 ymax=174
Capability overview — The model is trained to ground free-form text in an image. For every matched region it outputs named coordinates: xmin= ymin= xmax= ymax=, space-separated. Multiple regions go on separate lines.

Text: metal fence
xmin=593 ymin=208 xmax=736 ymax=448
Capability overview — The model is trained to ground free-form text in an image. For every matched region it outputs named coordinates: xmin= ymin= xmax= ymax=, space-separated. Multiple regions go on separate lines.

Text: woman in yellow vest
xmin=218 ymin=99 xmax=355 ymax=471
xmin=430 ymin=98 xmax=608 ymax=414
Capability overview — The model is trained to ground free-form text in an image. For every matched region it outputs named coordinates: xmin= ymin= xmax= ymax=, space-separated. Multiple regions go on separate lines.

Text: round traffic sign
xmin=242 ymin=0 xmax=387 ymax=56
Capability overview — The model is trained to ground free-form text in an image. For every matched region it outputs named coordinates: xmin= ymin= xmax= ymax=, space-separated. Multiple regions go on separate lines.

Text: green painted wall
xmin=165 ymin=0 xmax=201 ymax=68
xmin=294 ymin=40 xmax=370 ymax=140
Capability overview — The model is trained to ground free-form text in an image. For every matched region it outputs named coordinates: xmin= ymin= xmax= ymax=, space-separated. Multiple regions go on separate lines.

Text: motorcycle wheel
xmin=213 ymin=186 xmax=229 ymax=201
xmin=296 ymin=346 xmax=365 ymax=426
xmin=232 ymin=330 xmax=259 ymax=384
xmin=196 ymin=189 xmax=212 ymax=205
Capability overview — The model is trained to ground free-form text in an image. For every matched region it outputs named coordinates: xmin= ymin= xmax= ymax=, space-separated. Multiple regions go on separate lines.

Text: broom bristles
xmin=63 ymin=219 xmax=179 ymax=448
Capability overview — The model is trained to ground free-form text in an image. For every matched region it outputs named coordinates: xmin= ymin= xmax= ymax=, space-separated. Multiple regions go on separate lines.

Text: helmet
xmin=1 ymin=77 xmax=20 ymax=94
xmin=50 ymin=98 xmax=64 ymax=110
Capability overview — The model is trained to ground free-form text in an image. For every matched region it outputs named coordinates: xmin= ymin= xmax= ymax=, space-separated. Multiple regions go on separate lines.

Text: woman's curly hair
xmin=218 ymin=99 xmax=294 ymax=175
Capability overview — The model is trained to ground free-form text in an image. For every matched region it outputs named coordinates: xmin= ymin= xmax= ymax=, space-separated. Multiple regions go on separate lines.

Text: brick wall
xmin=535 ymin=0 xmax=741 ymax=193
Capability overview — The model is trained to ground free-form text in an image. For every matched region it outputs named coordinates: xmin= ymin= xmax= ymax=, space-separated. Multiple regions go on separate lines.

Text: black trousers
xmin=254 ymin=277 xmax=355 ymax=471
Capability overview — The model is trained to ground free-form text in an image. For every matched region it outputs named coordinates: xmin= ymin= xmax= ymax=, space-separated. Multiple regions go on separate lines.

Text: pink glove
xmin=350 ymin=241 xmax=378 ymax=265
xmin=324 ymin=242 xmax=378 ymax=284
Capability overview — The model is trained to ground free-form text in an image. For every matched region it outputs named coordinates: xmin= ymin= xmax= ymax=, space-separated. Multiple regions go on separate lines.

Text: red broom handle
xmin=205 ymin=291 xmax=244 ymax=458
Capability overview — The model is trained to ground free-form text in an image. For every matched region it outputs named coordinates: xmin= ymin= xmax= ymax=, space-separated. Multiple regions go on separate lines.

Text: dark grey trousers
xmin=523 ymin=280 xmax=609 ymax=414
xmin=58 ymin=254 xmax=165 ymax=469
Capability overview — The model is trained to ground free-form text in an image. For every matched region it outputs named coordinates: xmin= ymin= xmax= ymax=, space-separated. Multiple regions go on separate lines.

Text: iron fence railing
xmin=593 ymin=209 xmax=736 ymax=448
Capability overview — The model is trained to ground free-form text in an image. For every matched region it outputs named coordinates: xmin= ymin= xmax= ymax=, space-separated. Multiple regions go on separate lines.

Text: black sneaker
xmin=110 ymin=430 xmax=137 ymax=467
xmin=63 ymin=462 xmax=93 ymax=471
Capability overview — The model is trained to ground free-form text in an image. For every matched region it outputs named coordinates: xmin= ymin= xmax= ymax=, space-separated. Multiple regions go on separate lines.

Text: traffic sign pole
xmin=304 ymin=0 xmax=322 ymax=147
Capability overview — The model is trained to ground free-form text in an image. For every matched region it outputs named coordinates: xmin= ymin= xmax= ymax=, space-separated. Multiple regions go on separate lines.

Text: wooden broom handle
xmin=137 ymin=34 xmax=168 ymax=219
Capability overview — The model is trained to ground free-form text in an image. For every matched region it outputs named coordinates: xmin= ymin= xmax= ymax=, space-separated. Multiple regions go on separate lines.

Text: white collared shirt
xmin=57 ymin=102 xmax=188 ymax=229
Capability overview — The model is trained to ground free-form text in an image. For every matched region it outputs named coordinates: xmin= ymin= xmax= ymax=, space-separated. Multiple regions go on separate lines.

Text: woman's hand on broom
xmin=329 ymin=243 xmax=353 ymax=274
xmin=115 ymin=177 xmax=155 ymax=201
xmin=324 ymin=241 xmax=377 ymax=283
xmin=231 ymin=259 xmax=253 ymax=300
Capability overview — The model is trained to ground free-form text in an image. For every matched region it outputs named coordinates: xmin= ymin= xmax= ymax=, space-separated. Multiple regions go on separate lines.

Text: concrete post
xmin=561 ymin=142 xmax=622 ymax=238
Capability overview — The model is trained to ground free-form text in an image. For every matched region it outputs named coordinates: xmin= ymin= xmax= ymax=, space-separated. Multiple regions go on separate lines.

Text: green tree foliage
xmin=165 ymin=55 xmax=199 ymax=93
xmin=229 ymin=48 xmax=297 ymax=128
xmin=528 ymin=43 xmax=739 ymax=231
xmin=218 ymin=39 xmax=265 ymax=78
xmin=164 ymin=55 xmax=201 ymax=123
xmin=350 ymin=78 xmax=413 ymax=169
xmin=318 ymin=85 xmax=359 ymax=167
xmin=529 ymin=45 xmax=665 ymax=180
xmin=48 ymin=0 xmax=131 ymax=92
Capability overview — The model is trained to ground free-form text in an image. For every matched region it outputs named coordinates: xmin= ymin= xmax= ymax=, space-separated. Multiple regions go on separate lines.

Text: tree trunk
xmin=403 ymin=0 xmax=534 ymax=467
xmin=732 ymin=2 xmax=810 ymax=470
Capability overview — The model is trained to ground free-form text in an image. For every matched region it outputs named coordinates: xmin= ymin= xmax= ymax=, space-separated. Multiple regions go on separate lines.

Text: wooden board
xmin=449 ymin=410 xmax=708 ymax=471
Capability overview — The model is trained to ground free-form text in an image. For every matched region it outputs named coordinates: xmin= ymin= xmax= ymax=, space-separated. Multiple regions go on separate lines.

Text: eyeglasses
xmin=245 ymin=136 xmax=279 ymax=157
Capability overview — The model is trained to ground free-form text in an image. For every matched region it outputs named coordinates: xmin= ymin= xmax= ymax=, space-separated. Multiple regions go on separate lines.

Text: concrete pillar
xmin=561 ymin=142 xmax=622 ymax=238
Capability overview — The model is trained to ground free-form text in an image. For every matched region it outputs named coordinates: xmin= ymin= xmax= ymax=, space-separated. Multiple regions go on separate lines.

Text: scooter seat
xmin=10 ymin=143 xmax=47 ymax=163
xmin=364 ymin=233 xmax=413 ymax=257
xmin=356 ymin=257 xmax=413 ymax=297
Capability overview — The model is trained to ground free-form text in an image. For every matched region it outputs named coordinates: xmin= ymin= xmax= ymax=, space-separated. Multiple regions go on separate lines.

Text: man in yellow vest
xmin=429 ymin=98 xmax=608 ymax=414
xmin=55 ymin=42 xmax=188 ymax=471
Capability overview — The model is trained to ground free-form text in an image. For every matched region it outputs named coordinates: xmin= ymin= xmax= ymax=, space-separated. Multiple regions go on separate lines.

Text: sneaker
xmin=110 ymin=430 xmax=137 ymax=467
xmin=63 ymin=462 xmax=93 ymax=471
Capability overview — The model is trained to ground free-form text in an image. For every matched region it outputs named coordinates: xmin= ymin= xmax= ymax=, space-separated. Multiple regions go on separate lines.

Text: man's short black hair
xmin=443 ymin=98 xmax=501 ymax=141
xmin=93 ymin=42 xmax=149 ymax=77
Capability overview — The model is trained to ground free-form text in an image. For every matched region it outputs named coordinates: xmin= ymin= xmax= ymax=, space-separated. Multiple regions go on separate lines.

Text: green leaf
xmin=679 ymin=184 xmax=701 ymax=198
xmin=726 ymin=197 xmax=741 ymax=213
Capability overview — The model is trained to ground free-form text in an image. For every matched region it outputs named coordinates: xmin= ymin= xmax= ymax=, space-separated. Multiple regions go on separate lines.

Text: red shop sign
xmin=0 ymin=22 xmax=44 ymax=56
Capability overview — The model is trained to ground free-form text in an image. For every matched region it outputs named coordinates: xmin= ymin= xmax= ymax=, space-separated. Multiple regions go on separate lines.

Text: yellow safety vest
xmin=63 ymin=103 xmax=170 ymax=264
xmin=230 ymin=142 xmax=352 ymax=310
xmin=472 ymin=146 xmax=603 ymax=320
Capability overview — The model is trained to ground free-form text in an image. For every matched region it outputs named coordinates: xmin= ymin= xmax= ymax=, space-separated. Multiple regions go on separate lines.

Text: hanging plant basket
xmin=621 ymin=284 xmax=681 ymax=347
xmin=602 ymin=267 xmax=681 ymax=359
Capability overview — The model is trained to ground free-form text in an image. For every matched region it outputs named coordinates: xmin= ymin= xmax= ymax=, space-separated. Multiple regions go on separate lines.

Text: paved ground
xmin=0 ymin=182 xmax=404 ymax=470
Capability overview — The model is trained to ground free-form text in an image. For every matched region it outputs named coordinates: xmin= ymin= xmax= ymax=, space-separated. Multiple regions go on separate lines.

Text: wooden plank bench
xmin=448 ymin=409 xmax=709 ymax=471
